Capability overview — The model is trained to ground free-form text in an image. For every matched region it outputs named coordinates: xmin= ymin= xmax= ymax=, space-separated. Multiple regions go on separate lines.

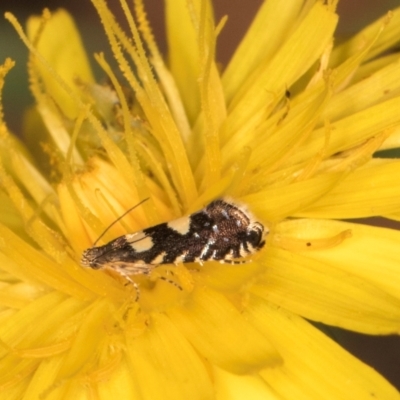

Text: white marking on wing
xmin=224 ymin=249 xmax=234 ymax=260
xmin=167 ymin=216 xmax=191 ymax=235
xmin=150 ymin=252 xmax=167 ymax=265
xmin=127 ymin=232 xmax=154 ymax=252
xmin=199 ymin=238 xmax=215 ymax=260
xmin=174 ymin=251 xmax=188 ymax=263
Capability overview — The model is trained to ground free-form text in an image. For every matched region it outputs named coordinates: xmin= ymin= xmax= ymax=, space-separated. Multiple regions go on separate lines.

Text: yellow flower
xmin=2 ymin=0 xmax=400 ymax=398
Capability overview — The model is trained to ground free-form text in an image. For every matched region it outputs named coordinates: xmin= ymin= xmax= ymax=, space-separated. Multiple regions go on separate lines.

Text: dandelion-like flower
xmin=1 ymin=0 xmax=400 ymax=398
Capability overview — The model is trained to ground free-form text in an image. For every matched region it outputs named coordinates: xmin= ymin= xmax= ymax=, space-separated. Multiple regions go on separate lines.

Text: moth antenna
xmin=93 ymin=197 xmax=149 ymax=247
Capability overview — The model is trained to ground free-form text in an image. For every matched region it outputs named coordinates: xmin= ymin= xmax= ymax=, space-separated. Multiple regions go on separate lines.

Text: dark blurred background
xmin=1 ymin=0 xmax=400 ymax=390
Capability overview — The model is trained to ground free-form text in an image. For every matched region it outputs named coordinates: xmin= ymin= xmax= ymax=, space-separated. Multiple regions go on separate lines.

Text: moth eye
xmin=247 ymin=222 xmax=264 ymax=245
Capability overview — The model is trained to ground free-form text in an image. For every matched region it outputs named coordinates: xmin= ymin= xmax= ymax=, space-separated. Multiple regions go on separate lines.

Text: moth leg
xmin=158 ymin=275 xmax=183 ymax=291
xmin=121 ymin=273 xmax=141 ymax=302
xmin=219 ymin=259 xmax=250 ymax=265
xmin=152 ymin=267 xmax=183 ymax=291
xmin=113 ymin=264 xmax=153 ymax=302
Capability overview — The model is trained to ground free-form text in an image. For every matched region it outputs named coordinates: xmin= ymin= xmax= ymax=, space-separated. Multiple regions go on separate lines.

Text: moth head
xmin=80 ymin=248 xmax=103 ymax=269
xmin=246 ymin=221 xmax=266 ymax=251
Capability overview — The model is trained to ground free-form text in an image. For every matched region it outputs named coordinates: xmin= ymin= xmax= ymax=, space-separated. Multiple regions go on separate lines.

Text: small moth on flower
xmin=81 ymin=198 xmax=267 ymax=297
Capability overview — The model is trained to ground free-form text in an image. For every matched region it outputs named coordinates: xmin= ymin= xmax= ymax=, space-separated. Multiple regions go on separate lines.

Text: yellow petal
xmin=0 ymin=223 xmax=92 ymax=300
xmin=298 ymin=159 xmax=400 ymax=218
xmin=275 ymin=218 xmax=400 ymax=311
xmin=26 ymin=9 xmax=94 ymax=119
xmin=167 ymin=287 xmax=281 ymax=374
xmin=331 ymin=7 xmax=400 ymax=66
xmin=322 ymin=57 xmax=400 ymax=123
xmin=246 ymin=296 xmax=400 ymax=400
xmin=0 ymin=190 xmax=24 ymax=237
xmin=91 ymin=358 xmax=139 ymax=400
xmin=242 ymin=171 xmax=343 ymax=221
xmin=214 ymin=366 xmax=280 ymax=400
xmin=91 ymin=0 xmax=197 ymax=208
xmin=381 ymin=126 xmax=400 ymax=151
xmin=222 ymin=0 xmax=305 ymax=103
xmin=225 ymin=2 xmax=337 ymax=137
xmin=292 ymin=95 xmax=400 ymax=167
xmin=22 ymin=355 xmax=65 ymax=399
xmin=253 ymin=246 xmax=400 ymax=333
xmin=224 ymin=79 xmax=331 ymax=183
xmin=0 ymin=291 xmax=68 ymax=350
xmin=166 ymin=0 xmax=201 ymax=122
xmin=198 ymin=259 xmax=265 ymax=293
xmin=125 ymin=312 xmax=213 ymax=400
xmin=56 ymin=299 xmax=108 ymax=380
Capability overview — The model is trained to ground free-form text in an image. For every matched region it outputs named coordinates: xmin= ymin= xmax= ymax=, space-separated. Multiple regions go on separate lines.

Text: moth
xmin=81 ymin=198 xmax=267 ymax=297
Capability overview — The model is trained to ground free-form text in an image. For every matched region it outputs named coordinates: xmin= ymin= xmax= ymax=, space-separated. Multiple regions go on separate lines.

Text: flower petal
xmin=166 ymin=0 xmax=201 ymax=122
xmin=23 ymin=354 xmax=65 ymax=399
xmin=288 ymin=219 xmax=400 ymax=300
xmin=26 ymin=9 xmax=94 ymax=119
xmin=55 ymin=299 xmax=109 ymax=380
xmin=0 ymin=190 xmax=24 ymax=236
xmin=198 ymin=259 xmax=265 ymax=293
xmin=224 ymin=2 xmax=337 ymax=138
xmin=242 ymin=171 xmax=343 ymax=221
xmin=292 ymin=95 xmax=400 ymax=166
xmin=213 ymin=366 xmax=280 ymax=400
xmin=0 ymin=223 xmax=91 ymax=300
xmin=259 ymin=219 xmax=400 ymax=333
xmin=298 ymin=160 xmax=400 ymax=218
xmin=300 ymin=220 xmax=400 ymax=298
xmin=222 ymin=0 xmax=305 ymax=103
xmin=253 ymin=247 xmax=400 ymax=333
xmin=167 ymin=287 xmax=281 ymax=374
xmin=245 ymin=296 xmax=400 ymax=400
xmin=233 ymin=79 xmax=331 ymax=184
xmin=0 ymin=291 xmax=68 ymax=351
xmin=331 ymin=7 xmax=400 ymax=66
xmin=0 ymin=292 xmax=88 ymax=397
xmin=125 ymin=312 xmax=213 ymax=400
xmin=322 ymin=58 xmax=400 ymax=123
